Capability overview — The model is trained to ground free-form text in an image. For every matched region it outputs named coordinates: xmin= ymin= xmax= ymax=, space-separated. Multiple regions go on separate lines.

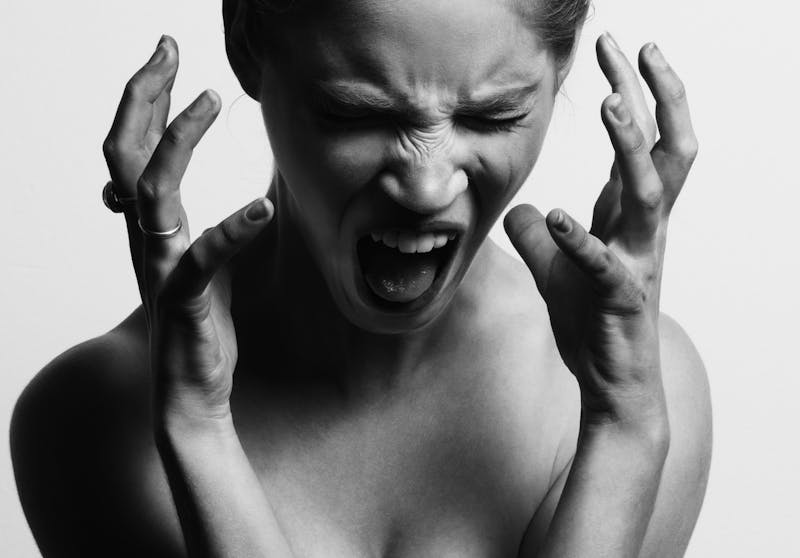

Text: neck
xmin=232 ymin=172 xmax=480 ymax=401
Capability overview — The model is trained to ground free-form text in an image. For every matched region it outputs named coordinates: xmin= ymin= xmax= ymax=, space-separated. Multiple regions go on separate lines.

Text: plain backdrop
xmin=2 ymin=1 xmax=798 ymax=556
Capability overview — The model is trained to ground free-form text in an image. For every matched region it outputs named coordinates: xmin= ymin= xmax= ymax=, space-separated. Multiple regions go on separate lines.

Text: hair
xmin=223 ymin=0 xmax=591 ymax=99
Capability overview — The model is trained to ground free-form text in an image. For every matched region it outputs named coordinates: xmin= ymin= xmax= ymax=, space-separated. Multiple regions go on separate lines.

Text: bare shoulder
xmin=487 ymin=242 xmax=712 ymax=556
xmin=471 ymin=242 xmax=582 ymax=471
xmin=476 ymin=241 xmax=575 ymax=391
xmin=519 ymin=310 xmax=712 ymax=556
xmin=485 ymin=242 xmax=712 ymax=456
xmin=10 ymin=308 xmax=184 ymax=558
xmin=640 ymin=312 xmax=713 ymax=557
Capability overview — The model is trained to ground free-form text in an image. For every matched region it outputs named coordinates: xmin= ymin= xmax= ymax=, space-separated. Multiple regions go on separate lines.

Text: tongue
xmin=363 ymin=244 xmax=439 ymax=303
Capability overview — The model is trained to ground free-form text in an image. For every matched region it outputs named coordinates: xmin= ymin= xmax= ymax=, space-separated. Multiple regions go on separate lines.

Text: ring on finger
xmin=138 ymin=217 xmax=183 ymax=239
xmin=102 ymin=180 xmax=137 ymax=213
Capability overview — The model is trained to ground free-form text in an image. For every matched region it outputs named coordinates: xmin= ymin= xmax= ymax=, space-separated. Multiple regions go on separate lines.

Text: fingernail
xmin=188 ymin=90 xmax=218 ymax=116
xmin=604 ymin=31 xmax=621 ymax=52
xmin=246 ymin=198 xmax=272 ymax=221
xmin=553 ymin=211 xmax=570 ymax=233
xmin=147 ymin=42 xmax=167 ymax=66
xmin=608 ymin=94 xmax=629 ymax=124
xmin=648 ymin=42 xmax=667 ymax=68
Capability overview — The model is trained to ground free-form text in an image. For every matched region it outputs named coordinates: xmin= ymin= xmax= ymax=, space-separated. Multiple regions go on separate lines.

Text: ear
xmin=223 ymin=0 xmax=263 ymax=100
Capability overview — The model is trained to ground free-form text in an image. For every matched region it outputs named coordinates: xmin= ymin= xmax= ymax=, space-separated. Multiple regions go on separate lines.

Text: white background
xmin=2 ymin=1 xmax=798 ymax=556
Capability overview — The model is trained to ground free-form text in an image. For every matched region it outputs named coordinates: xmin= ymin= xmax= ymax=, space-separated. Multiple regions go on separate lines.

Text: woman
xmin=11 ymin=0 xmax=712 ymax=556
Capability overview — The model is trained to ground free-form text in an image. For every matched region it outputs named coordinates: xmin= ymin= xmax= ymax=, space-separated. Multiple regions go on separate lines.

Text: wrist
xmin=155 ymin=393 xmax=236 ymax=442
xmin=580 ymin=370 xmax=668 ymax=431
xmin=580 ymin=405 xmax=671 ymax=463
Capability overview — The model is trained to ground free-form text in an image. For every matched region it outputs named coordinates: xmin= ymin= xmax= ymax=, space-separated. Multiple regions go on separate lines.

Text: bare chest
xmin=231 ymin=358 xmax=576 ymax=558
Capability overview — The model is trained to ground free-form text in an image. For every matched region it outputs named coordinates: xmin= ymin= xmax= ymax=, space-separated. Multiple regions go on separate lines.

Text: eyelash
xmin=456 ymin=115 xmax=528 ymax=133
xmin=316 ymin=107 xmax=528 ymax=133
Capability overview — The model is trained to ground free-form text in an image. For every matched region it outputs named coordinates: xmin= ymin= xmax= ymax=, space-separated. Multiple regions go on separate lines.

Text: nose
xmin=378 ymin=144 xmax=468 ymax=215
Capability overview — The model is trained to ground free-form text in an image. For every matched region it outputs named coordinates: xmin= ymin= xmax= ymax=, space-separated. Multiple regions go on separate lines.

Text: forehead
xmin=281 ymin=0 xmax=553 ymax=99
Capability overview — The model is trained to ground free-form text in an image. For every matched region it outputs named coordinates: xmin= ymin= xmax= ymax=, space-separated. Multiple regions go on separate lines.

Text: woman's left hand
xmin=504 ymin=34 xmax=698 ymax=430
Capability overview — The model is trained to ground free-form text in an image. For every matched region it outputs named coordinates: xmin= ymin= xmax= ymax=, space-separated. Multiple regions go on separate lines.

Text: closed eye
xmin=314 ymin=105 xmax=395 ymax=131
xmin=456 ymin=113 xmax=529 ymax=133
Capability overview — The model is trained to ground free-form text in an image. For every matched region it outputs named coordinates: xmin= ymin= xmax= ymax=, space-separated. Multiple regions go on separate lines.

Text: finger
xmin=137 ymin=89 xmax=221 ymax=247
xmin=146 ymin=37 xmax=179 ymax=148
xmin=596 ymin=33 xmax=656 ymax=149
xmin=601 ymin=93 xmax=663 ymax=247
xmin=504 ymin=204 xmax=558 ymax=294
xmin=165 ymin=198 xmax=274 ymax=302
xmin=589 ymin=178 xmax=621 ymax=240
xmin=546 ymin=209 xmax=628 ymax=295
xmin=638 ymin=43 xmax=699 ymax=205
xmin=103 ymin=36 xmax=179 ymax=195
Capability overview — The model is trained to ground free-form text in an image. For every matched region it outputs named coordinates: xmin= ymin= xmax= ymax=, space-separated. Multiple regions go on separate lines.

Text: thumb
xmin=504 ymin=204 xmax=558 ymax=294
xmin=165 ymin=197 xmax=274 ymax=302
xmin=545 ymin=208 xmax=628 ymax=295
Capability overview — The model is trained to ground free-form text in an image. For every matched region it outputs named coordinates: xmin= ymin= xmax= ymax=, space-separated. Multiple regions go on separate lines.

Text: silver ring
xmin=138 ymin=217 xmax=182 ymax=239
xmin=102 ymin=180 xmax=137 ymax=213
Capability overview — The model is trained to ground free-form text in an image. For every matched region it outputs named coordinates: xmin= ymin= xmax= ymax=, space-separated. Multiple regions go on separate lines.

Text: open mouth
xmin=356 ymin=229 xmax=460 ymax=308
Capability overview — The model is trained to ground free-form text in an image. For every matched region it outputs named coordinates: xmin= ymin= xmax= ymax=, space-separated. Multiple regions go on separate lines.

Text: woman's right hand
xmin=102 ymin=37 xmax=275 ymax=426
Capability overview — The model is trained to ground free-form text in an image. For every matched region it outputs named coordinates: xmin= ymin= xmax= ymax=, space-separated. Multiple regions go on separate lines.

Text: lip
xmin=355 ymin=219 xmax=467 ymax=239
xmin=350 ymin=230 xmax=463 ymax=314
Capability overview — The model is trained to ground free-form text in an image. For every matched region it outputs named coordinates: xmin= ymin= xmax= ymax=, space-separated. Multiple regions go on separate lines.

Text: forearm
xmin=536 ymin=413 xmax=670 ymax=558
xmin=155 ymin=412 xmax=294 ymax=558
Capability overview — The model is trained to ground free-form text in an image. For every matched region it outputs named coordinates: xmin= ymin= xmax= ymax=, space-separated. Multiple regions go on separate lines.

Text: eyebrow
xmin=309 ymin=82 xmax=397 ymax=113
xmin=457 ymin=83 xmax=540 ymax=115
xmin=309 ymin=81 xmax=540 ymax=116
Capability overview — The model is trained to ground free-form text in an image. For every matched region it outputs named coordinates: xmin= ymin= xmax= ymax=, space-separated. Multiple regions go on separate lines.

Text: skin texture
xmin=11 ymin=1 xmax=712 ymax=557
xmin=256 ymin=0 xmax=559 ymax=333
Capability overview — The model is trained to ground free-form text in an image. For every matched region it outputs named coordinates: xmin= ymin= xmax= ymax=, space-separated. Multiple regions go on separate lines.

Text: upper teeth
xmin=370 ymin=230 xmax=456 ymax=253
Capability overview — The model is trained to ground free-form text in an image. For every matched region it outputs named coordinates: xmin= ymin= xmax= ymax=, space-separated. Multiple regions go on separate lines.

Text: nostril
xmin=377 ymin=168 xmax=469 ymax=214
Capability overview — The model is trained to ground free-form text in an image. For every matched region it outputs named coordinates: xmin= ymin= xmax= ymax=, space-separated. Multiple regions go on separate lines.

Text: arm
xmin=11 ymin=326 xmax=186 ymax=558
xmin=521 ymin=315 xmax=712 ymax=557
xmin=536 ymin=416 xmax=670 ymax=558
xmin=156 ymin=413 xmax=293 ymax=558
xmin=505 ymin=34 xmax=705 ymax=558
xmin=101 ymin=37 xmax=293 ymax=558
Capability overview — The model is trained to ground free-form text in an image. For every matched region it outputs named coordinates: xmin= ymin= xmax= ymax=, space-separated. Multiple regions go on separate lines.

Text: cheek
xmin=468 ymin=115 xmax=552 ymax=226
xmin=263 ymin=91 xmax=553 ymax=235
xmin=261 ymin=101 xmax=386 ymax=231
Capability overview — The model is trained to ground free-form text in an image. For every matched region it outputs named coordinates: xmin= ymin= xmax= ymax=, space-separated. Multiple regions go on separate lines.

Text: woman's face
xmin=257 ymin=0 xmax=561 ymax=333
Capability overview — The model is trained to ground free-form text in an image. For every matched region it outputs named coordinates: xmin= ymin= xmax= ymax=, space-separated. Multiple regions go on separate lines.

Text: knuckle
xmin=671 ymin=135 xmax=699 ymax=171
xmin=594 ymin=249 xmax=616 ymax=275
xmin=123 ymin=74 xmax=146 ymax=102
xmin=136 ymin=174 xmax=160 ymax=201
xmin=638 ymin=185 xmax=664 ymax=211
xmin=679 ymin=135 xmax=700 ymax=161
xmin=102 ymin=137 xmax=119 ymax=161
xmin=161 ymin=124 xmax=188 ymax=148
xmin=625 ymin=130 xmax=647 ymax=156
xmin=573 ymin=227 xmax=591 ymax=254
xmin=668 ymin=79 xmax=688 ymax=104
xmin=217 ymin=219 xmax=239 ymax=248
